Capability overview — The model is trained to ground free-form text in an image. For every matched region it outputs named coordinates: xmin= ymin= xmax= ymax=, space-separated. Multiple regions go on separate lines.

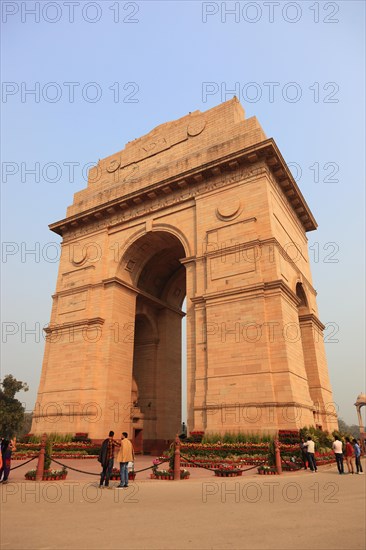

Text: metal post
xmin=173 ymin=434 xmax=181 ymax=480
xmin=275 ymin=439 xmax=282 ymax=475
xmin=35 ymin=433 xmax=47 ymax=481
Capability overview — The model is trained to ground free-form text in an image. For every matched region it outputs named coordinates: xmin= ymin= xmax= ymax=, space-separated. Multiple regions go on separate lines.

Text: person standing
xmin=300 ymin=438 xmax=308 ymax=470
xmin=0 ymin=437 xmax=16 ymax=484
xmin=304 ymin=437 xmax=317 ymax=472
xmin=332 ymin=436 xmax=344 ymax=474
xmin=98 ymin=431 xmax=119 ymax=488
xmin=116 ymin=432 xmax=135 ymax=488
xmin=352 ymin=438 xmax=363 ymax=474
xmin=345 ymin=437 xmax=355 ymax=474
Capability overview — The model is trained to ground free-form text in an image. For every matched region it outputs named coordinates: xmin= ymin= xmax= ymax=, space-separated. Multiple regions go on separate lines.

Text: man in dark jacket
xmin=98 ymin=431 xmax=119 ymax=488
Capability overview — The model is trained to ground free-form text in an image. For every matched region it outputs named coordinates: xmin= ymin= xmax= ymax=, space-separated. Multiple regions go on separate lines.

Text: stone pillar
xmin=299 ymin=314 xmax=338 ymax=432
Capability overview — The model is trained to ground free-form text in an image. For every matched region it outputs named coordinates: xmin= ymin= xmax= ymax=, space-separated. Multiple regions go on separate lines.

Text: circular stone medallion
xmin=106 ymin=157 xmax=121 ymax=173
xmin=187 ymin=117 xmax=206 ymax=137
xmin=216 ymin=197 xmax=242 ymax=221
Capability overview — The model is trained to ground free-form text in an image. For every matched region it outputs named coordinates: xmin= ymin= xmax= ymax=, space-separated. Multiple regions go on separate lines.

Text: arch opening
xmin=123 ymin=231 xmax=187 ymax=453
xmin=296 ymin=282 xmax=309 ymax=313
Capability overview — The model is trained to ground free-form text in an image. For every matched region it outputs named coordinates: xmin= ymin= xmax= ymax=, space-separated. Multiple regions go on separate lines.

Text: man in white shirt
xmin=332 ymin=436 xmax=344 ymax=474
xmin=304 ymin=437 xmax=317 ymax=472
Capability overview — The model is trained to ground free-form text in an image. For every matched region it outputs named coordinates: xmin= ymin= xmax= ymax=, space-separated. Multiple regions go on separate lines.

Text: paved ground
xmin=1 ymin=458 xmax=365 ymax=550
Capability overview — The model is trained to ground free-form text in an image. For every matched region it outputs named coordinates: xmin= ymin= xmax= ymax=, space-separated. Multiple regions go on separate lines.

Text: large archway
xmin=121 ymin=231 xmax=186 ymax=453
xmin=32 ymin=99 xmax=338 ymax=440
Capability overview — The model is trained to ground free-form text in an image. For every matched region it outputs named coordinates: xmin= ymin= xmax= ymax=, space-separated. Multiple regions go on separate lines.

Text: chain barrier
xmin=12 ymin=452 xmax=267 ymax=477
xmin=45 ymin=454 xmax=170 ymax=476
xmin=47 ymin=455 xmax=100 ymax=476
xmin=10 ymin=456 xmax=37 ymax=470
xmin=134 ymin=458 xmax=169 ymax=474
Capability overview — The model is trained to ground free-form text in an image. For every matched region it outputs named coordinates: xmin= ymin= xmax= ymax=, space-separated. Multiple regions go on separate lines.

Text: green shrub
xmin=28 ymin=434 xmax=41 ymax=444
xmin=26 ymin=433 xmax=74 ymax=444
xmin=202 ymin=432 xmax=274 ymax=445
xmin=44 ymin=439 xmax=53 ymax=471
xmin=48 ymin=433 xmax=73 ymax=443
xmin=71 ymin=433 xmax=91 ymax=444
xmin=268 ymin=440 xmax=276 ymax=466
xmin=300 ymin=426 xmax=333 ymax=450
xmin=202 ymin=432 xmax=222 ymax=444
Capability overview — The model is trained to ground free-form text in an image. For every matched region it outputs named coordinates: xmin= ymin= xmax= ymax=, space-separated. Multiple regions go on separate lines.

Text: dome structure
xmin=354 ymin=393 xmax=366 ymax=406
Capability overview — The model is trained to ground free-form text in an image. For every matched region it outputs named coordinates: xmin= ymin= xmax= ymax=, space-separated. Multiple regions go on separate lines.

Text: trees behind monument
xmin=0 ymin=374 xmax=29 ymax=439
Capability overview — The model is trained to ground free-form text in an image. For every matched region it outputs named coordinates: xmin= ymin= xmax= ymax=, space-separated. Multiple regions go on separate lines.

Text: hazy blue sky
xmin=1 ymin=0 xmax=365 ymax=426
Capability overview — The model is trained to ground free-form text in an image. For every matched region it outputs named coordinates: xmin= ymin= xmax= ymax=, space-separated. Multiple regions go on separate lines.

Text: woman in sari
xmin=0 ymin=438 xmax=16 ymax=484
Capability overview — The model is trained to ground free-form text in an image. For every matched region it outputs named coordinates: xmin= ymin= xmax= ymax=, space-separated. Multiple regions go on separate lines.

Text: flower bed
xmin=181 ymin=448 xmax=268 ymax=464
xmin=110 ymin=468 xmax=136 ymax=481
xmin=13 ymin=451 xmax=98 ymax=460
xmin=25 ymin=468 xmax=68 ymax=481
xmin=280 ymin=451 xmax=336 ymax=470
xmin=14 ymin=442 xmax=100 ymax=460
xmin=214 ymin=464 xmax=243 ymax=477
xmin=150 ymin=469 xmax=190 ymax=480
xmin=314 ymin=453 xmax=336 ymax=465
xmin=52 ymin=453 xmax=98 ymax=459
xmin=179 ymin=442 xmax=271 ymax=471
xmin=13 ymin=453 xmax=38 ymax=460
xmin=180 ymin=457 xmax=268 ymax=469
xmin=181 ymin=443 xmax=270 ymax=453
xmin=257 ymin=466 xmax=278 ymax=475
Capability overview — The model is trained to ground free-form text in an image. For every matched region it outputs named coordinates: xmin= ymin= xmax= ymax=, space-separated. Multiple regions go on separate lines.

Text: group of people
xmin=0 ymin=438 xmax=16 ymax=484
xmin=332 ymin=436 xmax=363 ymax=475
xmin=98 ymin=431 xmax=135 ymax=489
xmin=300 ymin=435 xmax=364 ymax=475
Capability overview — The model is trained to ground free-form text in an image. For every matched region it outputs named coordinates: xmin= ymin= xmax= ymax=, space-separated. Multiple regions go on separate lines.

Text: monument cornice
xmin=193 ymin=279 xmax=299 ymax=305
xmin=44 ymin=317 xmax=105 ymax=334
xmin=49 ymin=139 xmax=317 ymax=237
xmin=194 ymin=401 xmax=327 ymax=414
xmin=298 ymin=313 xmax=325 ymax=331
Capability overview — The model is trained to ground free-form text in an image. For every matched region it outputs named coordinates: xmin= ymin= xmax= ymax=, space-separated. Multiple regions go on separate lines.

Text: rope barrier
xmin=10 ymin=456 xmax=37 ymax=470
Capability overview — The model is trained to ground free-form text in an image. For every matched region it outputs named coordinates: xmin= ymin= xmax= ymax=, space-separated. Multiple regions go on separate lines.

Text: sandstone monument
xmin=32 ymin=99 xmax=337 ymax=450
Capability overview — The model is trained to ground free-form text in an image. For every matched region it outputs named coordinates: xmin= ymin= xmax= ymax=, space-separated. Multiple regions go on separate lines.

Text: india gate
xmin=32 ymin=98 xmax=337 ymax=449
